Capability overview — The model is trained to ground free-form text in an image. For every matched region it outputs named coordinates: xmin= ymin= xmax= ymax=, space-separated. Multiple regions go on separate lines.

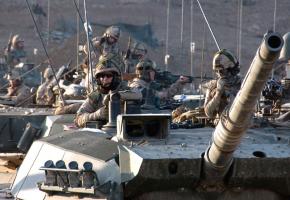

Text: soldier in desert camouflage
xmin=128 ymin=59 xmax=190 ymax=109
xmin=36 ymin=68 xmax=55 ymax=106
xmin=74 ymin=57 xmax=123 ymax=127
xmin=173 ymin=49 xmax=241 ymax=124
xmin=93 ymin=26 xmax=121 ymax=56
xmin=4 ymin=35 xmax=27 ymax=68
xmin=2 ymin=71 xmax=33 ymax=107
xmin=124 ymin=41 xmax=148 ymax=73
xmin=83 ymin=26 xmax=121 ymax=59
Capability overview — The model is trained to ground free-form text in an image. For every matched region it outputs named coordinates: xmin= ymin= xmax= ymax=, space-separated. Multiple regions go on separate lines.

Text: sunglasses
xmin=97 ymin=73 xmax=113 ymax=78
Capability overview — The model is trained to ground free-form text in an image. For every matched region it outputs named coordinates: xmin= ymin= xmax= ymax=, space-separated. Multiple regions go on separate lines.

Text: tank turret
xmin=204 ymin=32 xmax=284 ymax=179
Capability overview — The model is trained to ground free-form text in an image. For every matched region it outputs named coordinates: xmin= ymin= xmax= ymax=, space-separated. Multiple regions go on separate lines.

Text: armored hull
xmin=8 ymin=126 xmax=290 ymax=200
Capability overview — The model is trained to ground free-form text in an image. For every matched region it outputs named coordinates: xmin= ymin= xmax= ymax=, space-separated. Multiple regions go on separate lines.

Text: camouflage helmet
xmin=43 ymin=68 xmax=54 ymax=79
xmin=11 ymin=34 xmax=24 ymax=47
xmin=136 ymin=59 xmax=156 ymax=81
xmin=95 ymin=56 xmax=122 ymax=78
xmin=104 ymin=26 xmax=121 ymax=40
xmin=95 ymin=56 xmax=122 ymax=91
xmin=212 ymin=49 xmax=239 ymax=71
xmin=131 ymin=42 xmax=147 ymax=56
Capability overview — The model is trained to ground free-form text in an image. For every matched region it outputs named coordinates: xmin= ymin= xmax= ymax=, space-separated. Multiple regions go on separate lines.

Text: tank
xmin=6 ymin=32 xmax=290 ymax=200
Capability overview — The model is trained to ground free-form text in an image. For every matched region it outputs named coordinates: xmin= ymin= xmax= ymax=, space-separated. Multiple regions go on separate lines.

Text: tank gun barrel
xmin=203 ymin=32 xmax=284 ymax=179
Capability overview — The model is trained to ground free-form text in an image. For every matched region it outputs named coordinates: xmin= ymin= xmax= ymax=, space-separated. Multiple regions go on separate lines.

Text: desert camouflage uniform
xmin=85 ymin=26 xmax=121 ymax=60
xmin=203 ymin=77 xmax=241 ymax=120
xmin=74 ymin=90 xmax=108 ymax=127
xmin=36 ymin=68 xmax=55 ymax=105
xmin=92 ymin=37 xmax=119 ymax=57
xmin=204 ymin=49 xmax=242 ymax=121
xmin=129 ymin=58 xmax=186 ymax=106
xmin=74 ymin=87 xmax=141 ymax=127
xmin=36 ymin=81 xmax=54 ymax=105
xmin=124 ymin=42 xmax=148 ymax=73
xmin=74 ymin=54 xmax=122 ymax=128
xmin=173 ymin=49 xmax=241 ymax=124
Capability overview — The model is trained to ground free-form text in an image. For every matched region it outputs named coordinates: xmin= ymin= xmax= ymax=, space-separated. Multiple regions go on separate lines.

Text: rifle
xmin=6 ymin=33 xmax=13 ymax=53
xmin=122 ymin=70 xmax=212 ymax=88
xmin=124 ymin=37 xmax=131 ymax=73
xmin=124 ymin=37 xmax=131 ymax=60
xmin=83 ymin=0 xmax=94 ymax=93
xmin=122 ymin=72 xmax=137 ymax=81
xmin=154 ymin=70 xmax=212 ymax=90
xmin=50 ymin=59 xmax=72 ymax=86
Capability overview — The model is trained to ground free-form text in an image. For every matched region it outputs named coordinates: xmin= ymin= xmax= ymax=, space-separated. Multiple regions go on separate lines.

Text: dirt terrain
xmin=0 ymin=0 xmax=290 ymax=76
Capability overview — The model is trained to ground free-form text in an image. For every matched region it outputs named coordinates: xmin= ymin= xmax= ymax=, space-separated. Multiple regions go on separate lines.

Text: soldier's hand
xmin=216 ymin=78 xmax=226 ymax=93
xmin=178 ymin=76 xmax=190 ymax=84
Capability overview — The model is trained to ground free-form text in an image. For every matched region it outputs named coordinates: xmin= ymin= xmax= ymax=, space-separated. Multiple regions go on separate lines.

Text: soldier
xmin=74 ymin=58 xmax=122 ymax=128
xmin=128 ymin=59 xmax=190 ymax=108
xmin=4 ymin=71 xmax=33 ymax=107
xmin=4 ymin=35 xmax=27 ymax=68
xmin=124 ymin=41 xmax=147 ymax=73
xmin=204 ymin=49 xmax=241 ymax=121
xmin=172 ymin=49 xmax=241 ymax=124
xmin=36 ymin=68 xmax=55 ymax=106
xmin=84 ymin=26 xmax=121 ymax=58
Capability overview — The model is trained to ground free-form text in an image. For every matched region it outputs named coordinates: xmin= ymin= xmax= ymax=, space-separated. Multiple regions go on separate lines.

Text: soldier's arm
xmin=36 ymin=84 xmax=46 ymax=104
xmin=204 ymin=88 xmax=222 ymax=118
xmin=157 ymin=80 xmax=184 ymax=100
xmin=92 ymin=36 xmax=106 ymax=50
xmin=74 ymin=98 xmax=107 ymax=128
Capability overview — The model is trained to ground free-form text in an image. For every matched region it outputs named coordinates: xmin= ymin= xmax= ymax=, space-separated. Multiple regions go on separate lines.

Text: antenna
xmin=83 ymin=0 xmax=94 ymax=92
